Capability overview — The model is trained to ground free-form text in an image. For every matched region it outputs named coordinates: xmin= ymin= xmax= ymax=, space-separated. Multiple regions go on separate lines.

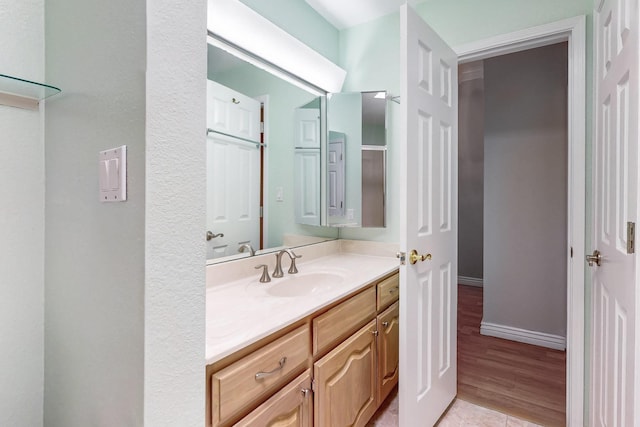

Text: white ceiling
xmin=305 ymin=0 xmax=425 ymax=30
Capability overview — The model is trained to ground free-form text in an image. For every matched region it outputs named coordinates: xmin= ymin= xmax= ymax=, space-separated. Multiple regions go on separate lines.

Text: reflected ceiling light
xmin=208 ymin=0 xmax=346 ymax=94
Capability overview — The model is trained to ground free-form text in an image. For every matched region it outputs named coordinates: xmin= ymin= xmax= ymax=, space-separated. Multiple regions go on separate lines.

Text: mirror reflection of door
xmin=327 ymin=131 xmax=345 ymax=217
xmin=293 ymin=103 xmax=322 ymax=226
xmin=206 ymin=80 xmax=261 ymax=259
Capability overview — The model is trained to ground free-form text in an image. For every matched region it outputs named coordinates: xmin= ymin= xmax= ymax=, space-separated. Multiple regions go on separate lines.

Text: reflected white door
xmin=294 ymin=107 xmax=321 ymax=148
xmin=206 ymin=135 xmax=260 ymax=259
xmin=327 ymin=133 xmax=345 ymax=217
xmin=294 ymin=148 xmax=321 ymax=226
xmin=590 ymin=0 xmax=639 ymax=425
xmin=399 ymin=5 xmax=458 ymax=426
xmin=206 ymin=80 xmax=261 ymax=259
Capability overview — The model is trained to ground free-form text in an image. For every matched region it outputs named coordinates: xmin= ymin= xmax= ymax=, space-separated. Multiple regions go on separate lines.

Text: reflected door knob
xmin=586 ymin=249 xmax=602 ymax=267
xmin=409 ymin=249 xmax=432 ymax=265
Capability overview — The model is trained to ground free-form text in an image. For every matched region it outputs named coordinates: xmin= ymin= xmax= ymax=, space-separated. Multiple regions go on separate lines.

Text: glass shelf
xmin=0 ymin=73 xmax=61 ymax=101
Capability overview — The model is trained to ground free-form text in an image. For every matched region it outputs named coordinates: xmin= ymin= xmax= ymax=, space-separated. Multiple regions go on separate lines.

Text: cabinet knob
xmin=301 ymin=388 xmax=312 ymax=397
xmin=382 ymin=321 xmax=389 ymax=327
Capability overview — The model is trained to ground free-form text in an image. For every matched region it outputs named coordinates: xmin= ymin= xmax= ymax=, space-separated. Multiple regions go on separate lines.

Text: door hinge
xmin=628 ymin=221 xmax=635 ymax=254
xmin=260 ymin=121 xmax=264 ymax=133
xmin=260 ymin=206 xmax=263 ymax=218
xmin=570 ymin=246 xmax=573 ymax=258
xmin=311 ymin=379 xmax=316 ymax=392
xmin=396 ymin=251 xmax=406 ymax=265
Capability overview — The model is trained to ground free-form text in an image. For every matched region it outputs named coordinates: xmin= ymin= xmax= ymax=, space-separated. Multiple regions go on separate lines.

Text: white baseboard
xmin=480 ymin=321 xmax=566 ymax=350
xmin=458 ymin=276 xmax=483 ymax=287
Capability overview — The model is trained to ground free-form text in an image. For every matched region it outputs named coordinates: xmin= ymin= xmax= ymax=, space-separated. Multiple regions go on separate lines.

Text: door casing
xmin=455 ymin=16 xmax=587 ymax=426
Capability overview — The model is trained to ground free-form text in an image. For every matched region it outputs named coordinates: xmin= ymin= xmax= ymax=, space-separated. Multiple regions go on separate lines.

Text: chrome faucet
xmin=272 ymin=249 xmax=302 ymax=278
xmin=238 ymin=243 xmax=256 ymax=256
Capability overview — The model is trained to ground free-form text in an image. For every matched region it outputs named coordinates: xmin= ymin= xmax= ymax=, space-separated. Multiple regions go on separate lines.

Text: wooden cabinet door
xmin=235 ymin=371 xmax=312 ymax=427
xmin=314 ymin=320 xmax=377 ymax=427
xmin=377 ymin=301 xmax=399 ymax=403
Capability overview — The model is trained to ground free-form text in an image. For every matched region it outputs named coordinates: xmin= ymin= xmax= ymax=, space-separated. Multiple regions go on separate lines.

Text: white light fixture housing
xmin=208 ymin=0 xmax=346 ymax=94
xmin=374 ymin=92 xmax=386 ymax=99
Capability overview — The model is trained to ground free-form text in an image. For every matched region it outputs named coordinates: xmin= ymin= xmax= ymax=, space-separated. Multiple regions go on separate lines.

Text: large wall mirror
xmin=206 ymin=41 xmax=338 ymax=263
xmin=323 ymin=91 xmax=387 ymax=228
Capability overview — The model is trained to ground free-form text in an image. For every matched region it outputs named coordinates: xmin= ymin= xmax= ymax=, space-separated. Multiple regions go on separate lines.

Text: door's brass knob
xmin=409 ymin=249 xmax=432 ymax=265
xmin=586 ymin=249 xmax=602 ymax=267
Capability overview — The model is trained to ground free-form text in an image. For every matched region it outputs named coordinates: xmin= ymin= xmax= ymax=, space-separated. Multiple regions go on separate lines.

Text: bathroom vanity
xmin=205 ymin=240 xmax=399 ymax=427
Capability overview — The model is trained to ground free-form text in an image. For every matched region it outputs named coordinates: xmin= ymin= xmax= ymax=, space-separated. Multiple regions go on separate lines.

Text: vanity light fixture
xmin=374 ymin=92 xmax=386 ymax=99
xmin=208 ymin=0 xmax=346 ymax=94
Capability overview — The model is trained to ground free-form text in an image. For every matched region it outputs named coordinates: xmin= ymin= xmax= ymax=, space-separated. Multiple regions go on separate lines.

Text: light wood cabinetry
xmin=313 ymin=320 xmax=378 ymax=427
xmin=377 ymin=301 xmax=399 ymax=403
xmin=211 ymin=325 xmax=310 ymax=426
xmin=235 ymin=371 xmax=312 ymax=427
xmin=312 ymin=286 xmax=376 ymax=356
xmin=376 ymin=273 xmax=399 ymax=311
xmin=208 ymin=271 xmax=399 ymax=427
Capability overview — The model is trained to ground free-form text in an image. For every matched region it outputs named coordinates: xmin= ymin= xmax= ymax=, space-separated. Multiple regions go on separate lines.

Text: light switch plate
xmin=99 ymin=145 xmax=127 ymax=202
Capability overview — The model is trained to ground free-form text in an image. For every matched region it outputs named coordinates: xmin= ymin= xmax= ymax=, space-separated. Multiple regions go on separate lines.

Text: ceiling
xmin=305 ymin=0 xmax=425 ymax=30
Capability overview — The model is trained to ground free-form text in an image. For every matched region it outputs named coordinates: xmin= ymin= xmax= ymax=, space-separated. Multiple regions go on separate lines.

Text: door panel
xmin=206 ymin=80 xmax=261 ymax=259
xmin=591 ymin=0 xmax=638 ymax=425
xmin=400 ymin=5 xmax=458 ymax=426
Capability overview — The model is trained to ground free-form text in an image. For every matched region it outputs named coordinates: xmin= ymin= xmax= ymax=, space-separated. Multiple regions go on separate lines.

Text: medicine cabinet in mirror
xmin=322 ymin=91 xmax=387 ymax=228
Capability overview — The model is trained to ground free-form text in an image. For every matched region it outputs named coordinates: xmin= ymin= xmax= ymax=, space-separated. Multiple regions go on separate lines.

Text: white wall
xmin=458 ymin=70 xmax=484 ymax=280
xmin=483 ymin=43 xmax=568 ymax=338
xmin=145 ymin=0 xmax=206 ymax=424
xmin=0 ymin=0 xmax=44 ymax=425
xmin=44 ymin=0 xmax=146 ymax=424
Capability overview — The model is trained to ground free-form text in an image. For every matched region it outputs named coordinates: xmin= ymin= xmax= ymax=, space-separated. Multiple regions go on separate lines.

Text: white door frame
xmin=455 ymin=16 xmax=586 ymax=426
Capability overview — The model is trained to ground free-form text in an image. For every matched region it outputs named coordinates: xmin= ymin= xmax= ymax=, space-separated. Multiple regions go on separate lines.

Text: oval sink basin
xmin=266 ymin=272 xmax=343 ymax=297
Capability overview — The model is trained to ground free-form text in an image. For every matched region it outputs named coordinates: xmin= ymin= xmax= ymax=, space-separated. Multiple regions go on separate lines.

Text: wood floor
xmin=457 ymin=284 xmax=566 ymax=426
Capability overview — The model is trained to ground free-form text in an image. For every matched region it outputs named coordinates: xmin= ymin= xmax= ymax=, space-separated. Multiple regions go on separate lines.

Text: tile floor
xmin=366 ymin=389 xmax=543 ymax=427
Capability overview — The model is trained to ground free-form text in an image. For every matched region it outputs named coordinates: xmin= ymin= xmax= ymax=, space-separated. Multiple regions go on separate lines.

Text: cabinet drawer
xmin=313 ymin=286 xmax=376 ymax=356
xmin=211 ymin=325 xmax=310 ymax=425
xmin=235 ymin=370 xmax=312 ymax=427
xmin=376 ymin=273 xmax=399 ymax=311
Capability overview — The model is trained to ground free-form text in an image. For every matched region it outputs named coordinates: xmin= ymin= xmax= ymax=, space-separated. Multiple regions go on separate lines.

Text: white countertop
xmin=206 ymin=251 xmax=398 ymax=365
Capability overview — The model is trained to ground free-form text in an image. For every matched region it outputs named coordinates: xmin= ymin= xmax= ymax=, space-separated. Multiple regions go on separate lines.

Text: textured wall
xmin=0 ymin=0 xmax=44 ymax=425
xmin=145 ymin=0 xmax=207 ymax=424
xmin=44 ymin=0 xmax=146 ymax=424
xmin=483 ymin=43 xmax=568 ymax=337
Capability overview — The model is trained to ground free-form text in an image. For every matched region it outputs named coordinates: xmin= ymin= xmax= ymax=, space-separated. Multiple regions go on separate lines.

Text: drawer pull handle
xmin=389 ymin=287 xmax=398 ymax=294
xmin=255 ymin=357 xmax=287 ymax=380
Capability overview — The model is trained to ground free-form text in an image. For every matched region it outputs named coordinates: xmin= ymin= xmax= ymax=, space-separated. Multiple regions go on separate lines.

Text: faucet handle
xmin=255 ymin=264 xmax=271 ymax=283
xmin=288 ymin=252 xmax=302 ymax=274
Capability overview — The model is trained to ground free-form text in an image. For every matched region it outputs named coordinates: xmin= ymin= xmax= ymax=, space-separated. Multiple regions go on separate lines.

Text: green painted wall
xmin=239 ymin=0 xmax=340 ymax=63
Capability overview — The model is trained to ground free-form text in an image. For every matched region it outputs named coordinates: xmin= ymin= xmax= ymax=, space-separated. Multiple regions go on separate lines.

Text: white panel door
xmin=206 ymin=134 xmax=260 ymax=259
xmin=327 ymin=133 xmax=345 ymax=217
xmin=294 ymin=108 xmax=321 ymax=149
xmin=294 ymin=149 xmax=320 ymax=225
xmin=399 ymin=5 xmax=458 ymax=426
xmin=591 ymin=0 xmax=639 ymax=425
xmin=207 ymin=79 xmax=261 ymax=142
